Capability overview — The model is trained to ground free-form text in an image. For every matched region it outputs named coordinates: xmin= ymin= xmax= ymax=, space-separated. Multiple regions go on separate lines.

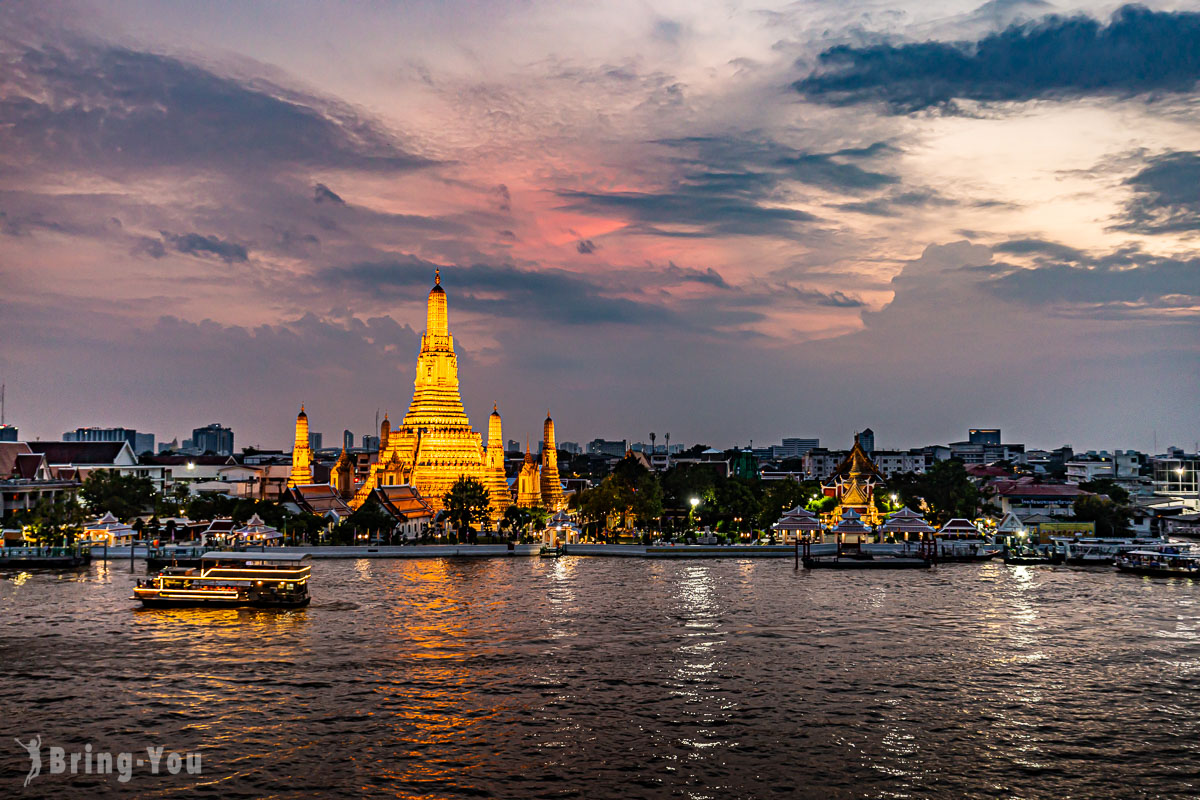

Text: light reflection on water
xmin=2 ymin=557 xmax=1200 ymax=798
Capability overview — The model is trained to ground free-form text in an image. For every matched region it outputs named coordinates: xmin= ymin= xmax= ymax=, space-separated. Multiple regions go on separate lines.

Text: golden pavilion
xmin=288 ymin=269 xmax=567 ymax=521
xmin=821 ymin=434 xmax=886 ymax=528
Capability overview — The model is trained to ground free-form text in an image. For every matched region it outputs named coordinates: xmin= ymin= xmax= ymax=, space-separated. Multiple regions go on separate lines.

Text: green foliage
xmin=331 ymin=497 xmax=395 ymax=544
xmin=757 ymin=479 xmax=822 ymax=528
xmin=891 ymin=460 xmax=980 ymax=525
xmin=185 ymin=491 xmax=239 ymax=522
xmin=443 ymin=476 xmax=491 ymax=537
xmin=1078 ymin=478 xmax=1131 ymax=506
xmin=12 ymin=494 xmax=86 ymax=545
xmin=702 ymin=477 xmax=760 ymax=531
xmin=503 ymin=505 xmax=532 ymax=536
xmin=1073 ymin=495 xmax=1132 ymax=537
xmin=80 ymin=470 xmax=155 ymax=519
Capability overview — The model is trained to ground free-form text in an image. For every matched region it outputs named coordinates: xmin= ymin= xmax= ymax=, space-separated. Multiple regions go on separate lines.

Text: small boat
xmin=538 ymin=545 xmax=562 ymax=558
xmin=1003 ymin=549 xmax=1060 ymax=566
xmin=0 ymin=545 xmax=92 ymax=569
xmin=133 ymin=551 xmax=311 ymax=608
xmin=1115 ymin=549 xmax=1200 ymax=579
xmin=1058 ymin=539 xmax=1175 ymax=566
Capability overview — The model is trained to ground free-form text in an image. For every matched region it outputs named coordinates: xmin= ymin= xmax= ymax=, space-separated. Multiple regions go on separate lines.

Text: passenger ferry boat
xmin=133 ymin=552 xmax=311 ymax=608
xmin=1055 ymin=538 xmax=1173 ymax=566
xmin=1115 ymin=549 xmax=1200 ymax=579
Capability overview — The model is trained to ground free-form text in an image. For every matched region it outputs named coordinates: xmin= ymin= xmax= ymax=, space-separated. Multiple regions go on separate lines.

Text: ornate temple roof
xmin=828 ymin=435 xmax=884 ymax=485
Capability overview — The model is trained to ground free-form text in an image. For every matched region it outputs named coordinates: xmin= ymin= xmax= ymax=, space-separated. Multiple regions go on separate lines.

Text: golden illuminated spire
xmin=353 ymin=268 xmax=495 ymax=519
xmin=517 ymin=436 xmax=542 ymax=508
xmin=288 ymin=405 xmax=313 ymax=487
xmin=483 ymin=402 xmax=510 ymax=517
xmin=540 ymin=411 xmax=565 ymax=510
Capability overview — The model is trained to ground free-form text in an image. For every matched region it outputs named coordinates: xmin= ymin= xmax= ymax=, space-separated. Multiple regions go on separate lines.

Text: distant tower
xmin=331 ymin=448 xmax=354 ymax=499
xmin=288 ymin=405 xmax=313 ymax=487
xmin=484 ymin=404 xmax=511 ymax=518
xmin=859 ymin=428 xmax=875 ymax=455
xmin=540 ymin=412 xmax=566 ymax=510
xmin=518 ymin=441 xmax=543 ymax=508
xmin=380 ymin=413 xmax=391 ymax=452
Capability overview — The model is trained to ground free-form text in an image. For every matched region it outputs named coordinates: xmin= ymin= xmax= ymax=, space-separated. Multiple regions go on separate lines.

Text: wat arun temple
xmin=287 ymin=270 xmax=566 ymax=522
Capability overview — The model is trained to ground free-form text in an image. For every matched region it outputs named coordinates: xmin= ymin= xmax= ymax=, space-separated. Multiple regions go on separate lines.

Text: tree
xmin=443 ymin=477 xmax=490 ymax=541
xmin=903 ymin=460 xmax=980 ymax=525
xmin=333 ymin=497 xmax=396 ymax=544
xmin=1078 ymin=478 xmax=1131 ymax=506
xmin=758 ymin=479 xmax=822 ymax=528
xmin=503 ymin=505 xmax=532 ymax=538
xmin=13 ymin=494 xmax=86 ymax=546
xmin=1073 ymin=495 xmax=1132 ymax=537
xmin=80 ymin=470 xmax=155 ymax=519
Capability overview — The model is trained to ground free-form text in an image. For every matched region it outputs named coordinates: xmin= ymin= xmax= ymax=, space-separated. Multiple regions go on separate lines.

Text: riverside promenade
xmin=90 ymin=543 xmax=842 ymax=560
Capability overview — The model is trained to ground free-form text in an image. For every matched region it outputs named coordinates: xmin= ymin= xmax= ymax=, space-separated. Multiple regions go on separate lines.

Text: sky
xmin=1 ymin=0 xmax=1198 ymax=454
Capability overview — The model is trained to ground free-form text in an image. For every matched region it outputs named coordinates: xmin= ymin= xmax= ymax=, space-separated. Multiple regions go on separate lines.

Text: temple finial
xmin=434 ymin=267 xmax=440 ymax=285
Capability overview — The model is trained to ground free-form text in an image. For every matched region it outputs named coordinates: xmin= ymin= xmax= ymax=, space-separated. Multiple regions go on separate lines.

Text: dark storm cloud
xmin=556 ymin=137 xmax=908 ymax=237
xmin=992 ymin=238 xmax=1087 ymax=262
xmin=576 ymin=239 xmax=597 ymax=254
xmin=663 ymin=263 xmax=730 ymax=289
xmin=320 ymin=258 xmax=703 ymax=326
xmin=162 ymin=231 xmax=249 ymax=263
xmin=0 ymin=40 xmax=432 ymax=173
xmin=1112 ymin=151 xmax=1200 ymax=235
xmin=313 ymin=183 xmax=346 ymax=205
xmin=796 ymin=5 xmax=1200 ymax=112
xmin=986 ymin=247 xmax=1200 ymax=310
xmin=834 ymin=189 xmax=952 ymax=217
xmin=786 ymin=286 xmax=865 ymax=308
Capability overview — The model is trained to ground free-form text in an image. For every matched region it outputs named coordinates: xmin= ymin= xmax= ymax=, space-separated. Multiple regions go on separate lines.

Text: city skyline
xmin=2 ymin=1 xmax=1198 ymax=451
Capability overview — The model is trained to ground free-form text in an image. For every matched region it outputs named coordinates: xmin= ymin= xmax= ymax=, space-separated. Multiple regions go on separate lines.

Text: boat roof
xmin=1126 ymin=550 xmax=1197 ymax=557
xmin=201 ymin=551 xmax=311 ymax=562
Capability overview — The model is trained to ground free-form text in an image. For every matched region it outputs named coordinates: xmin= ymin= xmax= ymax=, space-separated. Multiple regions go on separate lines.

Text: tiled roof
xmin=0 ymin=442 xmax=34 ymax=477
xmin=13 ymin=453 xmax=46 ymax=479
xmin=992 ymin=481 xmax=1090 ymax=497
xmin=27 ymin=441 xmax=128 ymax=465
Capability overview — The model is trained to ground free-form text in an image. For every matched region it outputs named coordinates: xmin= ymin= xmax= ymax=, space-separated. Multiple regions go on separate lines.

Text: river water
xmin=1 ymin=556 xmax=1197 ymax=798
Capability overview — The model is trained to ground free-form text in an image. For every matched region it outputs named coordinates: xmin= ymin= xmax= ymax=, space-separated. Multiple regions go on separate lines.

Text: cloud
xmin=986 ymin=250 xmax=1200 ymax=312
xmin=313 ymin=183 xmax=346 ymax=205
xmin=796 ymin=5 xmax=1200 ymax=111
xmin=556 ymin=137 xmax=910 ymax=238
xmin=162 ymin=231 xmax=249 ymax=263
xmin=1113 ymin=150 xmax=1200 ymax=235
xmin=663 ymin=262 xmax=730 ymax=289
xmin=991 ymin=238 xmax=1086 ymax=262
xmin=0 ymin=40 xmax=432 ymax=174
xmin=576 ymin=239 xmax=597 ymax=254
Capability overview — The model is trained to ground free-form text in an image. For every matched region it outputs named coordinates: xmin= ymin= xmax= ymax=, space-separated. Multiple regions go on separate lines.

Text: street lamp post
xmin=689 ymin=496 xmax=699 ymax=534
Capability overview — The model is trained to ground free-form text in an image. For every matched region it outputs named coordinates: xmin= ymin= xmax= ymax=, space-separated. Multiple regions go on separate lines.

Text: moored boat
xmin=133 ymin=551 xmax=311 ymax=608
xmin=803 ymin=552 xmax=932 ymax=570
xmin=0 ymin=545 xmax=92 ymax=569
xmin=1115 ymin=549 xmax=1200 ymax=579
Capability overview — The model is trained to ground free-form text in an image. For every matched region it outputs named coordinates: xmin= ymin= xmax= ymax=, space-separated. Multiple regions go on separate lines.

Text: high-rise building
xmin=969 ymin=428 xmax=1001 ymax=445
xmin=507 ymin=439 xmax=521 ymax=454
xmin=773 ymin=438 xmax=819 ymax=459
xmin=0 ymin=425 xmax=18 ymax=442
xmin=64 ymin=427 xmax=137 ymax=447
xmin=191 ymin=423 xmax=234 ymax=456
xmin=134 ymin=432 xmax=156 ymax=454
xmin=588 ymin=438 xmax=627 ymax=458
xmin=859 ymin=428 xmax=875 ymax=454
xmin=343 ymin=429 xmax=354 ymax=451
xmin=560 ymin=441 xmax=582 ymax=455
xmin=361 ymin=434 xmax=380 ymax=452
xmin=308 ymin=432 xmax=323 ymax=451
